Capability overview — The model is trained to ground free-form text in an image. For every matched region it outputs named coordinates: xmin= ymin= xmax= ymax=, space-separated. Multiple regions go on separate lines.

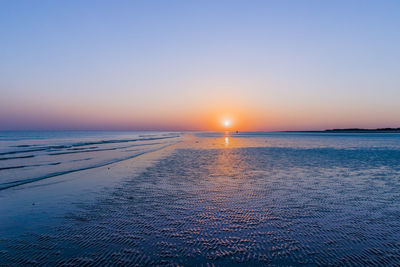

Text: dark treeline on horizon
xmin=325 ymin=128 xmax=400 ymax=133
xmin=283 ymin=128 xmax=400 ymax=133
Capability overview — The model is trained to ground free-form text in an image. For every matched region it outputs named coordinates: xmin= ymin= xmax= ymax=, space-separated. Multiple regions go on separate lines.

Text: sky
xmin=1 ymin=0 xmax=400 ymax=131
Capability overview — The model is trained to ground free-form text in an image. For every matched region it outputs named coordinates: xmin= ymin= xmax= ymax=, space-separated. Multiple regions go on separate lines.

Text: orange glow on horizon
xmin=192 ymin=103 xmax=260 ymax=131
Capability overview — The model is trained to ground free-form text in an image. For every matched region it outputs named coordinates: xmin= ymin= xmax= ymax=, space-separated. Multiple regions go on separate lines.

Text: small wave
xmin=0 ymin=155 xmax=35 ymax=161
xmin=0 ymin=162 xmax=62 ymax=171
xmin=0 ymin=148 xmax=46 ymax=156
xmin=0 ymin=166 xmax=26 ymax=171
xmin=11 ymin=144 xmax=39 ymax=148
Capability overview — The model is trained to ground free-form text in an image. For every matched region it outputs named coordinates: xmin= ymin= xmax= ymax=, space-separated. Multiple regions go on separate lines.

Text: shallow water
xmin=0 ymin=131 xmax=181 ymax=190
xmin=1 ymin=132 xmax=400 ymax=265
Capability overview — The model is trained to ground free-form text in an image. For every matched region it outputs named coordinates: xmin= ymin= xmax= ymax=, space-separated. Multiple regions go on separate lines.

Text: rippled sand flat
xmin=1 ymin=133 xmax=400 ymax=265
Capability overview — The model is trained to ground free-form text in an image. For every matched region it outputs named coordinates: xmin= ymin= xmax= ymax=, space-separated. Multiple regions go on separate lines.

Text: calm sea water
xmin=1 ymin=131 xmax=400 ymax=265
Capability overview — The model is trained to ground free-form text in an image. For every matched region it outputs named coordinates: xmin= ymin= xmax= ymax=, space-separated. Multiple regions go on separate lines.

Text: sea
xmin=1 ymin=131 xmax=400 ymax=265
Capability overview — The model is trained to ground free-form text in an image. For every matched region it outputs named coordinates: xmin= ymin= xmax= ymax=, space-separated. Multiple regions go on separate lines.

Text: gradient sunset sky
xmin=1 ymin=0 xmax=400 ymax=131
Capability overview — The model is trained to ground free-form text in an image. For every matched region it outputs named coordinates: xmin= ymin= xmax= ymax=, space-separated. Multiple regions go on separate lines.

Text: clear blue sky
xmin=1 ymin=0 xmax=400 ymax=130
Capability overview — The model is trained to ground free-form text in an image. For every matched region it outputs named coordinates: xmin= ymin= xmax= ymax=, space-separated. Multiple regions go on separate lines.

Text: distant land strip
xmin=284 ymin=128 xmax=400 ymax=133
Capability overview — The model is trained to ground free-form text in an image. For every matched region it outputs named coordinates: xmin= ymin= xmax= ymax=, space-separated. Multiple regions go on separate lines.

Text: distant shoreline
xmin=284 ymin=128 xmax=400 ymax=133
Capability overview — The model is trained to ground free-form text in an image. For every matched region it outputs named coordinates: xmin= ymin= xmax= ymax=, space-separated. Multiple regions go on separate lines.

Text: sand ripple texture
xmin=2 ymin=146 xmax=400 ymax=266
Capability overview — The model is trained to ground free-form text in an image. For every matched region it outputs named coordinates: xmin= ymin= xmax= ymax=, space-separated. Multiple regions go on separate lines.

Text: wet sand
xmin=1 ymin=133 xmax=400 ymax=265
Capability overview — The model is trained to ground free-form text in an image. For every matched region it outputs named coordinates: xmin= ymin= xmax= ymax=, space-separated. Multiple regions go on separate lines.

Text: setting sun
xmin=223 ymin=120 xmax=231 ymax=127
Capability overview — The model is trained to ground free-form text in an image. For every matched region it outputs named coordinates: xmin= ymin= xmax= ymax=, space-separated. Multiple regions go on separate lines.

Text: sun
xmin=223 ymin=120 xmax=231 ymax=127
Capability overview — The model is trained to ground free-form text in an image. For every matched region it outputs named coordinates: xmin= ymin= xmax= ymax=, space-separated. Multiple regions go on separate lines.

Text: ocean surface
xmin=1 ymin=131 xmax=400 ymax=265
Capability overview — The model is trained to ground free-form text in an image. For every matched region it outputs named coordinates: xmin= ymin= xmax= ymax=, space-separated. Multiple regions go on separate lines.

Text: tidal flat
xmin=1 ymin=131 xmax=400 ymax=265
